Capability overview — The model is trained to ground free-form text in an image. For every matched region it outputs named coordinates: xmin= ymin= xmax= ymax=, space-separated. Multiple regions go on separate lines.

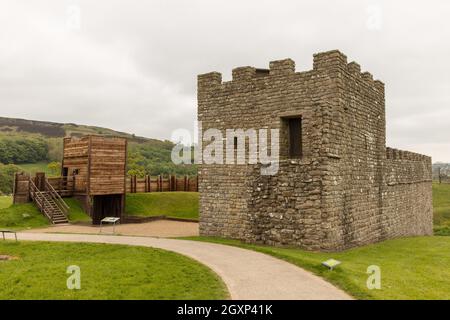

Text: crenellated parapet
xmin=198 ymin=50 xmax=385 ymax=96
xmin=386 ymin=147 xmax=431 ymax=162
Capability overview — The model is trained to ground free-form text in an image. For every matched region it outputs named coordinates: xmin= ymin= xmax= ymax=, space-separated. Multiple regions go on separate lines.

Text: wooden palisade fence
xmin=126 ymin=175 xmax=198 ymax=193
xmin=14 ymin=172 xmax=199 ymax=205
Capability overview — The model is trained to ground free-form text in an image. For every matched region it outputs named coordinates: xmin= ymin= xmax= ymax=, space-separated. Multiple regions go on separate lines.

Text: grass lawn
xmin=0 ymin=197 xmax=90 ymax=230
xmin=432 ymin=182 xmax=450 ymax=235
xmin=0 ymin=241 xmax=228 ymax=300
xmin=16 ymin=162 xmax=53 ymax=176
xmin=0 ymin=196 xmax=12 ymax=209
xmin=0 ymin=201 xmax=49 ymax=230
xmin=186 ymin=236 xmax=450 ymax=300
xmin=126 ymin=192 xmax=199 ymax=220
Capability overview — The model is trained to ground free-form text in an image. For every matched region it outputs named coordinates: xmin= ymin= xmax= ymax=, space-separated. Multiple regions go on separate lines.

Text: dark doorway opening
xmin=92 ymin=194 xmax=124 ymax=225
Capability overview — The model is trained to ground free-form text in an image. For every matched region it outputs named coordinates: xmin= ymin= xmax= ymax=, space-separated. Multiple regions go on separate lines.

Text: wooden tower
xmin=62 ymin=135 xmax=127 ymax=224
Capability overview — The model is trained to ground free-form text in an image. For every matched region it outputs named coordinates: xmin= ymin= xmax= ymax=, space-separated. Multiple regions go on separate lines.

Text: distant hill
xmin=0 ymin=116 xmax=197 ymax=183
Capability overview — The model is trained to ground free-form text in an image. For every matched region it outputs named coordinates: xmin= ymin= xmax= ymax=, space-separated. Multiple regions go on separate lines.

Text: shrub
xmin=0 ymin=163 xmax=21 ymax=194
xmin=0 ymin=137 xmax=48 ymax=164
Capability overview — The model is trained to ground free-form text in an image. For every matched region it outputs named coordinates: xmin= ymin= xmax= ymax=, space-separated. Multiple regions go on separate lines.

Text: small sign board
xmin=101 ymin=217 xmax=120 ymax=223
xmin=322 ymin=259 xmax=341 ymax=270
xmin=99 ymin=217 xmax=120 ymax=234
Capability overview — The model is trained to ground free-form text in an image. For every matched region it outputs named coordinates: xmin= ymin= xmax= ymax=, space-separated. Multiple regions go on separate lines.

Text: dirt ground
xmin=24 ymin=220 xmax=199 ymax=238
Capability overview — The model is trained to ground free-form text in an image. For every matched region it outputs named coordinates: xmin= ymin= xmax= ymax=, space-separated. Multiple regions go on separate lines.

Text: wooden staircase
xmin=30 ymin=178 xmax=69 ymax=224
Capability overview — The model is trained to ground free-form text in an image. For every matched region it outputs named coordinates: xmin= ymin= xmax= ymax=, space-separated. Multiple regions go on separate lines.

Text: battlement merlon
xmin=198 ymin=71 xmax=222 ymax=90
xmin=198 ymin=50 xmax=385 ymax=93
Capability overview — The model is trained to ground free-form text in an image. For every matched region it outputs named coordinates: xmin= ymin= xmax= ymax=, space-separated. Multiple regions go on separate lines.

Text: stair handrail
xmin=29 ymin=178 xmax=54 ymax=221
xmin=45 ymin=179 xmax=69 ymax=218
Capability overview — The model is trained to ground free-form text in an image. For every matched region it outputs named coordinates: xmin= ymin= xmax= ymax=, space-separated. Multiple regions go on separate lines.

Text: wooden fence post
xmin=131 ymin=175 xmax=137 ymax=193
xmin=13 ymin=173 xmax=17 ymax=204
xmin=35 ymin=172 xmax=46 ymax=191
xmin=125 ymin=174 xmax=197 ymax=193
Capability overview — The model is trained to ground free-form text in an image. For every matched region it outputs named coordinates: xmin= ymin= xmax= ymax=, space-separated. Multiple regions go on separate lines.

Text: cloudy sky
xmin=0 ymin=0 xmax=449 ymax=161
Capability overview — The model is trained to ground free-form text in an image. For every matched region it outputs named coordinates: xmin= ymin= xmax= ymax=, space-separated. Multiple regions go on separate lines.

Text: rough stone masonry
xmin=197 ymin=50 xmax=432 ymax=251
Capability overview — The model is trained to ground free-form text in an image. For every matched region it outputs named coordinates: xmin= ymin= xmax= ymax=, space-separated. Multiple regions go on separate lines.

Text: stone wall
xmin=382 ymin=149 xmax=433 ymax=238
xmin=198 ymin=50 xmax=432 ymax=251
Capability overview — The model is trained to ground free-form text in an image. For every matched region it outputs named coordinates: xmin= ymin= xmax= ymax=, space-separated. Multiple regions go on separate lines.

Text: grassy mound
xmin=0 ymin=241 xmax=228 ymax=300
xmin=0 ymin=196 xmax=90 ymax=229
xmin=0 ymin=202 xmax=49 ymax=230
xmin=126 ymin=192 xmax=198 ymax=220
xmin=0 ymin=192 xmax=198 ymax=229
xmin=65 ymin=198 xmax=91 ymax=223
xmin=188 ymin=236 xmax=450 ymax=300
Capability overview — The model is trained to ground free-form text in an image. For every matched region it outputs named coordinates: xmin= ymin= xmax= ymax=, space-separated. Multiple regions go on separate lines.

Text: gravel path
xmin=23 ymin=220 xmax=199 ymax=238
xmin=8 ymin=232 xmax=352 ymax=300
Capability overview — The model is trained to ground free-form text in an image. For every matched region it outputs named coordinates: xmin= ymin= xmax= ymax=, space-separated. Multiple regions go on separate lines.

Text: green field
xmin=126 ymin=192 xmax=199 ymax=220
xmin=16 ymin=162 xmax=53 ymax=176
xmin=0 ymin=197 xmax=90 ymax=230
xmin=432 ymin=182 xmax=450 ymax=235
xmin=188 ymin=236 xmax=450 ymax=300
xmin=0 ymin=202 xmax=49 ymax=230
xmin=0 ymin=241 xmax=228 ymax=300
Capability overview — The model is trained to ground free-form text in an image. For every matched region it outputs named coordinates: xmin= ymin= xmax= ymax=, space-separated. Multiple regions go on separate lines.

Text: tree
xmin=0 ymin=164 xmax=21 ymax=194
xmin=47 ymin=161 xmax=62 ymax=176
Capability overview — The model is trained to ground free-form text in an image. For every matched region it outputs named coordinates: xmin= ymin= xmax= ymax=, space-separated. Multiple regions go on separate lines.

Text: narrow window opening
xmin=288 ymin=117 xmax=302 ymax=158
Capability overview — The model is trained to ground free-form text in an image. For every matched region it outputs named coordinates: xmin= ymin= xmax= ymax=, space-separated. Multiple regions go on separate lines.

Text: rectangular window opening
xmin=288 ymin=117 xmax=302 ymax=158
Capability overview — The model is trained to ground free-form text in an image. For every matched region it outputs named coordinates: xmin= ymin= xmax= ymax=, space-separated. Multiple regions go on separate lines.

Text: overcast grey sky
xmin=0 ymin=0 xmax=449 ymax=161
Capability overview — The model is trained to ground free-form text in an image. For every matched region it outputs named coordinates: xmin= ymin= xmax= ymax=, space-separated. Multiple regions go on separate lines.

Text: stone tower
xmin=197 ymin=50 xmax=432 ymax=251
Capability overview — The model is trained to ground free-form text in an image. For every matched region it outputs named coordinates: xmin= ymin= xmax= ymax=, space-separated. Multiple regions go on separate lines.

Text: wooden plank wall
xmin=88 ymin=136 xmax=127 ymax=196
xmin=13 ymin=173 xmax=30 ymax=204
xmin=62 ymin=137 xmax=89 ymax=192
xmin=126 ymin=175 xmax=198 ymax=193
